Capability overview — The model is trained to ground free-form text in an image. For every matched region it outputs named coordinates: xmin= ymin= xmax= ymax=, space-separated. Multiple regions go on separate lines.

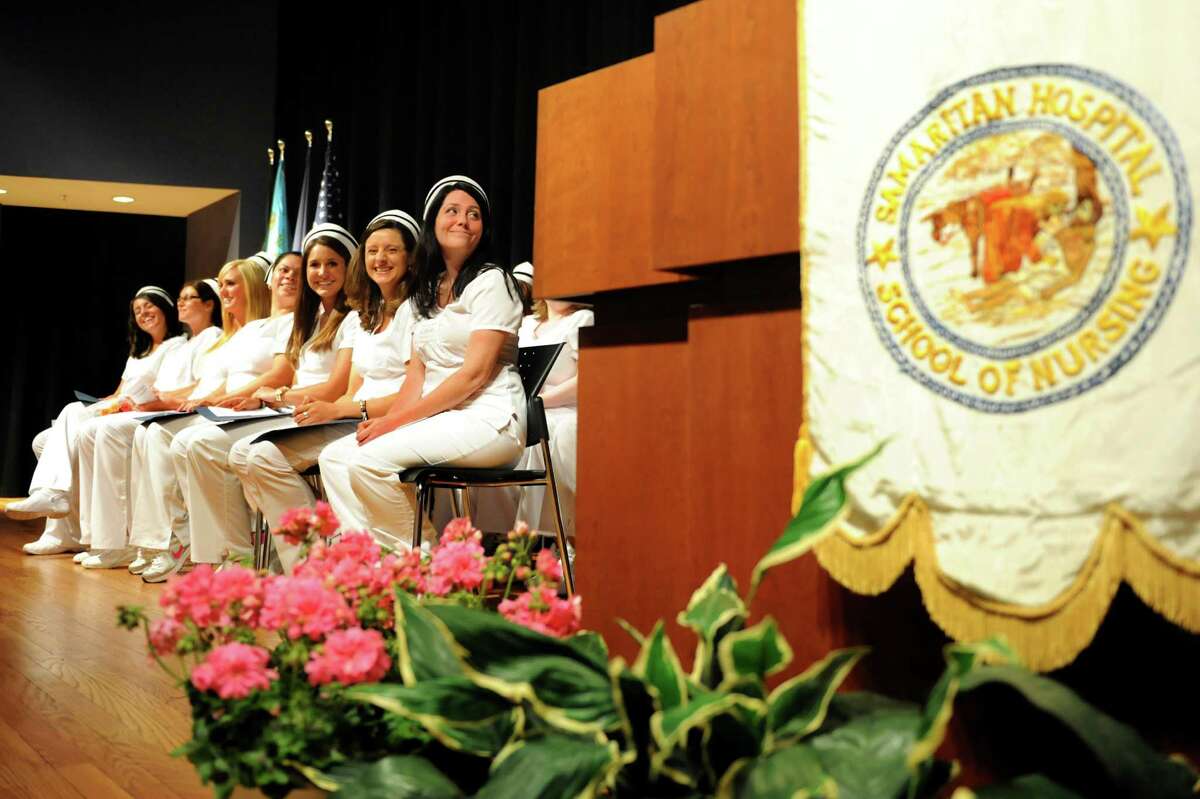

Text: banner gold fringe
xmin=792 ymin=431 xmax=1200 ymax=671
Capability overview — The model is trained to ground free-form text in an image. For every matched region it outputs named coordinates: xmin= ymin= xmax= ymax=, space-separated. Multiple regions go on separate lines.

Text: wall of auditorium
xmin=0 ymin=2 xmax=279 ymax=251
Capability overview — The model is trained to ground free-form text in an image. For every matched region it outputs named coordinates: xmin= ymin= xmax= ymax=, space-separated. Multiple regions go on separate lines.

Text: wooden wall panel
xmin=654 ymin=0 xmax=800 ymax=270
xmin=534 ymin=55 xmax=684 ymax=298
xmin=574 ymin=322 xmax=696 ymax=654
xmin=685 ymin=307 xmax=846 ymax=668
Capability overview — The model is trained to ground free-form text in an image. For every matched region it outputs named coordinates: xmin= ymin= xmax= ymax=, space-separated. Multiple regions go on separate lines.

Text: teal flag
xmin=262 ymin=150 xmax=290 ymax=258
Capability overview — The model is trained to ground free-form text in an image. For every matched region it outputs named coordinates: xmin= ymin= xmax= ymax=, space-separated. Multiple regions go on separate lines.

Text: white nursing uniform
xmin=129 ymin=314 xmax=293 ymax=553
xmin=27 ymin=337 xmax=183 ymax=546
xmin=230 ymin=304 xmax=413 ymax=570
xmin=319 ymin=268 xmax=525 ymax=550
xmin=473 ymin=310 xmax=592 ymax=537
xmin=77 ymin=327 xmax=222 ymax=550
xmin=178 ymin=311 xmax=357 ymax=564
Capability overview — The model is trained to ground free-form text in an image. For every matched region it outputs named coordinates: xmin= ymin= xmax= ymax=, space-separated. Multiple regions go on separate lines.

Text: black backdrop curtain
xmin=275 ymin=0 xmax=691 ymax=263
xmin=0 ymin=206 xmax=186 ymax=495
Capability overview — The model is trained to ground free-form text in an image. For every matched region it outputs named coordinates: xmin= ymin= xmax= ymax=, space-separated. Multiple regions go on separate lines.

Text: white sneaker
xmin=22 ymin=534 xmax=85 ymax=556
xmin=127 ymin=549 xmax=150 ymax=574
xmin=73 ymin=550 xmax=97 ymax=564
xmin=82 ymin=547 xmax=137 ymax=569
xmin=6 ymin=489 xmax=70 ymax=521
xmin=142 ymin=542 xmax=191 ymax=583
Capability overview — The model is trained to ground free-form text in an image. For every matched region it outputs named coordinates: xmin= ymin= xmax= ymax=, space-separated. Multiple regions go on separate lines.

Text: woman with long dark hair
xmin=74 ymin=279 xmax=224 ymax=569
xmin=175 ymin=224 xmax=360 ymax=568
xmin=11 ymin=286 xmax=186 ymax=556
xmin=230 ymin=211 xmax=423 ymax=570
xmin=319 ymin=176 xmax=526 ymax=549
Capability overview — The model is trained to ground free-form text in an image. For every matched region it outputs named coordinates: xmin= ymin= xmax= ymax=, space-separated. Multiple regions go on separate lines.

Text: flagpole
xmin=292 ymin=131 xmax=315 ymax=250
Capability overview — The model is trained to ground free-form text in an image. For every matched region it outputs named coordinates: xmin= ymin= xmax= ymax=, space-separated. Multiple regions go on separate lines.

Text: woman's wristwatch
xmin=359 ymin=399 xmax=368 ymax=420
xmin=275 ymin=386 xmax=289 ymax=404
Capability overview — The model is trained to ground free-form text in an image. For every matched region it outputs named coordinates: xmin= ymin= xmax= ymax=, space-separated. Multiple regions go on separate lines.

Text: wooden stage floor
xmin=0 ymin=517 xmax=272 ymax=799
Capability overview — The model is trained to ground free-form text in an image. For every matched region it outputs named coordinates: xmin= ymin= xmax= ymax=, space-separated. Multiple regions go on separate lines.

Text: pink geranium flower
xmin=499 ymin=587 xmax=583 ymax=638
xmin=305 ymin=627 xmax=391 ymax=686
xmin=190 ymin=643 xmax=278 ymax=699
xmin=274 ymin=501 xmax=340 ymax=546
xmin=535 ymin=549 xmax=563 ymax=583
xmin=426 ymin=538 xmax=485 ymax=596
xmin=259 ymin=576 xmax=354 ymax=640
xmin=148 ymin=617 xmax=186 ymax=656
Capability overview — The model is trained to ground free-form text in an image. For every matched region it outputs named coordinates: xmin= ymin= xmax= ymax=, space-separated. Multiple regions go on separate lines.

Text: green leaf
xmin=703 ymin=706 xmax=765 ymax=788
xmin=475 ymin=735 xmax=622 ymax=799
xmin=676 ymin=566 xmax=748 ymax=687
xmin=568 ymin=630 xmax=609 ymax=664
xmin=717 ymin=617 xmax=794 ymax=692
xmin=652 ymin=690 xmax=767 ymax=774
xmin=907 ymin=638 xmax=1018 ymax=771
xmin=423 ymin=603 xmax=618 ymax=735
xmin=962 ymin=774 xmax=1087 ymax=799
xmin=615 ymin=618 xmax=647 ymax=646
xmin=959 ymin=665 xmax=1199 ymax=799
xmin=633 ymin=621 xmax=689 ymax=711
xmin=394 ymin=591 xmax=467 ymax=684
xmin=749 ymin=443 xmax=884 ymax=599
xmin=315 ymin=756 xmax=463 ymax=798
xmin=765 ymin=647 xmax=868 ymax=748
xmin=806 ymin=694 xmax=924 ymax=799
xmin=345 ymin=678 xmax=517 ymax=756
xmin=716 ymin=745 xmax=837 ymax=799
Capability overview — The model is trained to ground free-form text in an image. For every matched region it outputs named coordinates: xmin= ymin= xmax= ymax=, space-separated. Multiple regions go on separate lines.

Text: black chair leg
xmin=542 ymin=447 xmax=574 ymax=596
xmin=411 ymin=482 xmax=426 ymax=551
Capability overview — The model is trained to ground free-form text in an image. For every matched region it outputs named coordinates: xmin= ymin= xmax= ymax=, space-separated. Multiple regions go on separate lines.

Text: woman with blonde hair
xmin=130 ymin=258 xmax=289 ymax=579
xmin=230 ymin=211 xmax=421 ymax=570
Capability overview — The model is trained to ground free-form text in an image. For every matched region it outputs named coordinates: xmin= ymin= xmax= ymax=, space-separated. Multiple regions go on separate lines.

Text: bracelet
xmin=359 ymin=399 xmax=368 ymax=420
xmin=275 ymin=386 xmax=289 ymax=404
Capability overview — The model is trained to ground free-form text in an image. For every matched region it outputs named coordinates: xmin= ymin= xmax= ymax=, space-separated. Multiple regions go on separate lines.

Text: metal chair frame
xmin=401 ymin=343 xmax=575 ymax=596
xmin=252 ymin=466 xmax=325 ymax=571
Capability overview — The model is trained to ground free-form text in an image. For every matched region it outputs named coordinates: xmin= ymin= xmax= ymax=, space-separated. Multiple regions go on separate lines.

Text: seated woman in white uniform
xmin=73 ymin=279 xmax=224 ymax=570
xmin=12 ymin=286 xmax=186 ymax=556
xmin=176 ymin=225 xmax=360 ymax=568
xmin=129 ymin=258 xmax=285 ymax=581
xmin=319 ymin=176 xmax=526 ymax=549
xmin=230 ymin=211 xmax=422 ymax=570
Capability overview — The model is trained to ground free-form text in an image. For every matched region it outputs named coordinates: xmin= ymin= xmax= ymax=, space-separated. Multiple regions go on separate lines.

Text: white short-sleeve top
xmin=517 ymin=309 xmax=594 ymax=401
xmin=190 ymin=313 xmax=293 ymax=397
xmin=120 ymin=335 xmax=185 ymax=388
xmin=282 ymin=309 xmax=359 ymax=388
xmin=153 ymin=326 xmax=223 ymax=392
xmin=411 ymin=268 xmax=524 ymax=430
xmin=352 ymin=300 xmax=415 ymax=401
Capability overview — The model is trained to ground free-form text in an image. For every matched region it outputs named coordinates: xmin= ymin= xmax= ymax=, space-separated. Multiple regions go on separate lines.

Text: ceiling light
xmin=0 ymin=188 xmax=8 ymax=195
xmin=113 ymin=195 xmax=135 ymax=204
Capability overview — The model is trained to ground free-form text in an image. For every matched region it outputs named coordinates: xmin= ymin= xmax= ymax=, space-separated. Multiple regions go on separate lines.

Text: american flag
xmin=314 ymin=128 xmax=345 ymax=226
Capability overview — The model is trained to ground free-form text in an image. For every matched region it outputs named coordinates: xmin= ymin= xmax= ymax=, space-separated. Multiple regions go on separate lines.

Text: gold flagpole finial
xmin=305 ymin=129 xmax=313 ymax=147
xmin=325 ymin=119 xmax=333 ymax=143
xmin=267 ymin=147 xmax=275 ymax=166
xmin=277 ymin=139 xmax=286 ymax=158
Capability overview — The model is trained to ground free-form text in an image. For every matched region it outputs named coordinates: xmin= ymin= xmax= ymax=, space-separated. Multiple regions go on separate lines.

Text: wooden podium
xmin=533 ymin=0 xmax=842 ymax=667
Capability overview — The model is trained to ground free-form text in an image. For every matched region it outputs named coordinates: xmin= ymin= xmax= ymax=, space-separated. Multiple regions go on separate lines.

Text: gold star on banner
xmin=866 ymin=238 xmax=899 ymax=270
xmin=1131 ymin=204 xmax=1176 ymax=251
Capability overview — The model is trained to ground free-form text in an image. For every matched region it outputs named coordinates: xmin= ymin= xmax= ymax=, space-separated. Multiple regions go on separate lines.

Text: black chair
xmin=251 ymin=464 xmax=325 ymax=571
xmin=399 ymin=342 xmax=575 ymax=596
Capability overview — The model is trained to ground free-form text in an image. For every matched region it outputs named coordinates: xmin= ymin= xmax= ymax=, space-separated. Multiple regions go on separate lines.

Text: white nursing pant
xmin=318 ymin=410 xmax=524 ymax=551
xmin=28 ymin=401 xmax=96 ymax=544
xmin=30 ymin=424 xmax=81 ymax=546
xmin=129 ymin=414 xmax=206 ymax=551
xmin=173 ymin=416 xmax=299 ymax=564
xmin=229 ymin=421 xmax=356 ymax=572
xmin=77 ymin=414 xmax=143 ymax=551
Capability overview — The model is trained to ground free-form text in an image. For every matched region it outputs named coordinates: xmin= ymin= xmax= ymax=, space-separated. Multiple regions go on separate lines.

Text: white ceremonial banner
xmin=802 ymin=0 xmax=1198 ymax=668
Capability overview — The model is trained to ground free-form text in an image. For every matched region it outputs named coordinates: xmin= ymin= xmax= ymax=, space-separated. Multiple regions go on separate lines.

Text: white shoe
xmin=142 ymin=542 xmax=191 ymax=583
xmin=6 ymin=489 xmax=70 ymax=521
xmin=22 ymin=534 xmax=85 ymax=556
xmin=82 ymin=547 xmax=137 ymax=569
xmin=127 ymin=549 xmax=150 ymax=574
xmin=73 ymin=550 xmax=97 ymax=564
